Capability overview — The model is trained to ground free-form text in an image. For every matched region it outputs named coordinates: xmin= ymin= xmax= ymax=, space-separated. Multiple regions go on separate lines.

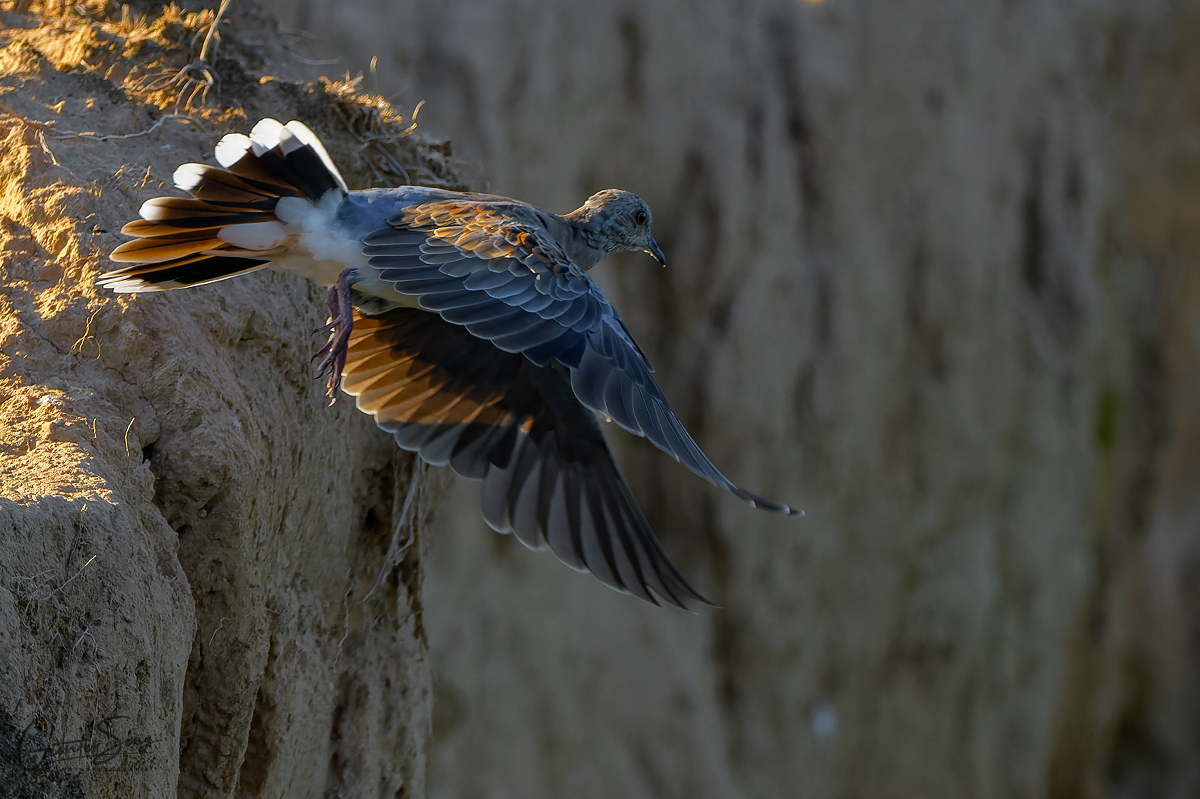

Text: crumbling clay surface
xmin=0 ymin=4 xmax=460 ymax=797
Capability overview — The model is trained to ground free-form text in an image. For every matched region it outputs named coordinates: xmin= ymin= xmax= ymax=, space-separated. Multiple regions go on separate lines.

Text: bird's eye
xmin=635 ymin=210 xmax=648 ymax=225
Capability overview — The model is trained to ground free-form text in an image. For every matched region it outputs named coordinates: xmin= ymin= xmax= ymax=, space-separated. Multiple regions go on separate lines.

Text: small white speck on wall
xmin=811 ymin=704 xmax=837 ymax=739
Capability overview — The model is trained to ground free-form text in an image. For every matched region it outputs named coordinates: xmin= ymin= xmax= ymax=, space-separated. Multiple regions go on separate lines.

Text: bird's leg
xmin=310 ymin=286 xmax=344 ymax=357
xmin=312 ymin=268 xmax=355 ymax=402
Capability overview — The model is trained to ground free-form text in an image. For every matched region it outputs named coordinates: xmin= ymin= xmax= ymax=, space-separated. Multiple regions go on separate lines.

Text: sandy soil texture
xmin=0 ymin=3 xmax=461 ymax=797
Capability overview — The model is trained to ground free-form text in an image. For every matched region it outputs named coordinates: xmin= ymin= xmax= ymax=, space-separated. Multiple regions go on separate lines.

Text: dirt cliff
xmin=0 ymin=3 xmax=461 ymax=797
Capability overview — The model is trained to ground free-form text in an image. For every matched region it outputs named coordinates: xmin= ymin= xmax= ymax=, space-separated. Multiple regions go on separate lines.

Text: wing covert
xmin=361 ymin=202 xmax=607 ymax=367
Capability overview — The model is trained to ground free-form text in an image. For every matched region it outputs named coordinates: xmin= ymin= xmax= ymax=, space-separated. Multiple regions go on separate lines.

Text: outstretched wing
xmin=360 ymin=202 xmax=801 ymax=515
xmin=340 ymin=307 xmax=710 ymax=609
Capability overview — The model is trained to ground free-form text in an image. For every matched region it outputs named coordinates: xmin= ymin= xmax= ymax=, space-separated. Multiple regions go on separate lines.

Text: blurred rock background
xmin=257 ymin=0 xmax=1200 ymax=797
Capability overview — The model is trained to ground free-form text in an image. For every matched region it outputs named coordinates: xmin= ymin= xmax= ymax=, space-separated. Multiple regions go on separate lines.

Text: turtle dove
xmin=100 ymin=118 xmax=801 ymax=609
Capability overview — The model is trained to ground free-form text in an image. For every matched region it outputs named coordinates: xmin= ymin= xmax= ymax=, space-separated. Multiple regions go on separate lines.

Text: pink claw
xmin=313 ymin=268 xmax=356 ymax=402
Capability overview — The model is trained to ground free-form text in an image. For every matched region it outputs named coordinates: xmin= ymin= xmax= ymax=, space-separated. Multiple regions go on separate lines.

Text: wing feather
xmin=338 ymin=307 xmax=710 ymax=609
xmin=358 ymin=197 xmax=801 ymax=517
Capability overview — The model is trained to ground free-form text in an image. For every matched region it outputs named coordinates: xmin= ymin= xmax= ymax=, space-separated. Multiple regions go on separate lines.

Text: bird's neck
xmin=555 ymin=208 xmax=612 ymax=271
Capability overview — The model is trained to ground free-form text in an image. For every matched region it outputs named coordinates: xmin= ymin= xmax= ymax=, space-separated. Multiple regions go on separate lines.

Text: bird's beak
xmin=645 ymin=237 xmax=667 ymax=267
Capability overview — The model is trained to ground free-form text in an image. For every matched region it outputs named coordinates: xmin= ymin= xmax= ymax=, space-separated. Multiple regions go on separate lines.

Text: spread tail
xmin=100 ymin=119 xmax=348 ymax=292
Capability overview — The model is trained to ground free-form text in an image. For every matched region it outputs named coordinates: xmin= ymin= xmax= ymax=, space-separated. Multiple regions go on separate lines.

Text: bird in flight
xmin=100 ymin=118 xmax=801 ymax=609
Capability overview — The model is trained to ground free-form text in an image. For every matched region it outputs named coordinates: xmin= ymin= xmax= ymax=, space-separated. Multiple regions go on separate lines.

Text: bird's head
xmin=567 ymin=189 xmax=666 ymax=267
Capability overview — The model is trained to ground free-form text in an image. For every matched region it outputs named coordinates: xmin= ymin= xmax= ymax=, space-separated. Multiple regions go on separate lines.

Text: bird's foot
xmin=313 ymin=268 xmax=355 ymax=403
